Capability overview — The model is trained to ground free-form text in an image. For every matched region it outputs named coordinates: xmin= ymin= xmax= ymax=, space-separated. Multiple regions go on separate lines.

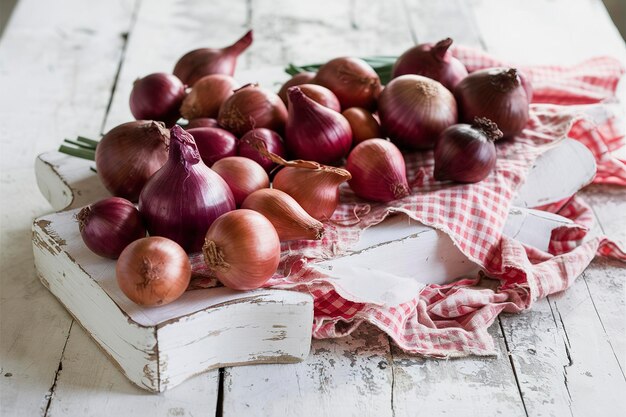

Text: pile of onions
xmin=237 ymin=128 xmax=286 ymax=173
xmin=378 ymin=75 xmax=457 ymax=149
xmin=218 ymin=83 xmax=288 ymax=136
xmin=173 ymin=30 xmax=253 ymax=86
xmin=314 ymin=57 xmax=381 ymax=110
xmin=95 ymin=120 xmax=170 ymax=201
xmin=77 ymin=197 xmax=146 ymax=259
xmin=211 ymin=157 xmax=269 ymax=206
xmin=116 ymin=237 xmax=191 ymax=306
xmin=180 ymin=74 xmax=239 ymax=120
xmin=342 ymin=107 xmax=382 ymax=145
xmin=203 ymin=210 xmax=280 ymax=290
xmin=139 ymin=126 xmax=235 ymax=252
xmin=278 ymin=72 xmax=316 ymax=104
xmin=187 ymin=127 xmax=237 ymax=166
xmin=346 ymin=139 xmax=409 ymax=202
xmin=392 ymin=38 xmax=468 ymax=90
xmin=129 ymin=73 xmax=186 ymax=126
xmin=454 ymin=67 xmax=531 ymax=138
xmin=285 ymin=86 xmax=352 ymax=164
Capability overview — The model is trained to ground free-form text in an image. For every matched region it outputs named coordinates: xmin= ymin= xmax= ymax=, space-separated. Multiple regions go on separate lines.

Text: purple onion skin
xmin=278 ymin=72 xmax=316 ymax=105
xmin=77 ymin=197 xmax=146 ymax=259
xmin=185 ymin=118 xmax=219 ymax=129
xmin=129 ymin=73 xmax=186 ymax=127
xmin=139 ymin=126 xmax=235 ymax=252
xmin=237 ymin=128 xmax=286 ymax=173
xmin=187 ymin=127 xmax=237 ymax=166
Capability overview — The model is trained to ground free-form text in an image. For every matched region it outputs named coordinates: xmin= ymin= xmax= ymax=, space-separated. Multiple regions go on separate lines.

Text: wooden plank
xmin=0 ymin=0 xmax=137 ymax=415
xmin=222 ymin=324 xmax=393 ymax=417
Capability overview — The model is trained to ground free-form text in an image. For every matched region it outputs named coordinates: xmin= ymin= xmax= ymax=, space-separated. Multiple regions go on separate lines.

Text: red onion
xmin=342 ymin=107 xmax=382 ymax=145
xmin=237 ymin=128 xmax=286 ymax=173
xmin=314 ymin=57 xmax=382 ymax=110
xmin=378 ymin=75 xmax=457 ymax=149
xmin=95 ymin=120 xmax=170 ymax=201
xmin=77 ymin=197 xmax=146 ymax=259
xmin=187 ymin=127 xmax=237 ymax=166
xmin=278 ymin=72 xmax=316 ymax=104
xmin=139 ymin=126 xmax=235 ymax=252
xmin=173 ymin=30 xmax=253 ymax=86
xmin=285 ymin=86 xmax=352 ymax=164
xmin=180 ymin=74 xmax=239 ymax=120
xmin=454 ymin=68 xmax=531 ymax=138
xmin=203 ymin=209 xmax=280 ymax=290
xmin=346 ymin=139 xmax=409 ymax=202
xmin=185 ymin=118 xmax=219 ymax=129
xmin=392 ymin=38 xmax=468 ymax=91
xmin=218 ymin=83 xmax=288 ymax=136
xmin=434 ymin=117 xmax=503 ymax=183
xmin=116 ymin=237 xmax=191 ymax=306
xmin=211 ymin=157 xmax=269 ymax=206
xmin=129 ymin=73 xmax=186 ymax=126
xmin=291 ymin=84 xmax=341 ymax=112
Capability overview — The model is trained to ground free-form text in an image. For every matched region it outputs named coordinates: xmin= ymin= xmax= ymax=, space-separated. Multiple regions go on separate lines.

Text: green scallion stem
xmin=76 ymin=136 xmax=99 ymax=148
xmin=63 ymin=139 xmax=95 ymax=149
xmin=58 ymin=145 xmax=95 ymax=161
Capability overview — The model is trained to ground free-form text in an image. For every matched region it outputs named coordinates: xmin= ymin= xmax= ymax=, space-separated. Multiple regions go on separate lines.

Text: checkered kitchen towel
xmin=192 ymin=47 xmax=626 ymax=356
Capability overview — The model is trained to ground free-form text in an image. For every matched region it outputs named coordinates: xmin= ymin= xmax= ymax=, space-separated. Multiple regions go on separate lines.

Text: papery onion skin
xmin=187 ymin=127 xmax=237 ymax=166
xmin=293 ymin=84 xmax=341 ymax=112
xmin=237 ymin=128 xmax=286 ymax=173
xmin=454 ymin=67 xmax=530 ymax=139
xmin=378 ymin=74 xmax=457 ymax=150
xmin=285 ymin=86 xmax=352 ymax=164
xmin=242 ymin=188 xmax=324 ymax=241
xmin=139 ymin=126 xmax=235 ymax=252
xmin=314 ymin=57 xmax=382 ymax=110
xmin=211 ymin=157 xmax=270 ymax=207
xmin=346 ymin=139 xmax=409 ymax=203
xmin=202 ymin=209 xmax=280 ymax=290
xmin=434 ymin=117 xmax=503 ymax=183
xmin=173 ymin=30 xmax=253 ymax=86
xmin=95 ymin=120 xmax=170 ymax=201
xmin=180 ymin=74 xmax=239 ymax=120
xmin=218 ymin=83 xmax=288 ymax=136
xmin=278 ymin=72 xmax=316 ymax=104
xmin=116 ymin=236 xmax=191 ymax=306
xmin=185 ymin=117 xmax=219 ymax=129
xmin=342 ymin=107 xmax=382 ymax=146
xmin=392 ymin=38 xmax=468 ymax=91
xmin=130 ymin=73 xmax=186 ymax=127
xmin=77 ymin=197 xmax=146 ymax=259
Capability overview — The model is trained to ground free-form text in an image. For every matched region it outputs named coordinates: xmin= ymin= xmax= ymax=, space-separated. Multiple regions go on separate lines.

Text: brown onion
xmin=116 ymin=237 xmax=191 ymax=306
xmin=314 ymin=57 xmax=382 ymax=110
xmin=77 ymin=197 xmax=146 ymax=259
xmin=237 ymin=128 xmax=286 ymax=173
xmin=378 ymin=75 xmax=457 ymax=149
xmin=342 ymin=107 xmax=382 ymax=146
xmin=129 ymin=73 xmax=186 ymax=126
xmin=187 ymin=127 xmax=237 ymax=166
xmin=278 ymin=72 xmax=316 ymax=104
xmin=95 ymin=120 xmax=170 ymax=201
xmin=203 ymin=210 xmax=280 ymax=290
xmin=180 ymin=74 xmax=239 ymax=120
xmin=211 ymin=157 xmax=269 ymax=206
xmin=218 ymin=83 xmax=288 ymax=136
xmin=173 ymin=30 xmax=253 ymax=86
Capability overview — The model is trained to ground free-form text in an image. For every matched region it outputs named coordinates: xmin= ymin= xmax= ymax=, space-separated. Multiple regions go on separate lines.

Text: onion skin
xmin=285 ymin=86 xmax=352 ymax=164
xmin=187 ymin=127 xmax=237 ymax=166
xmin=139 ymin=126 xmax=235 ymax=252
xmin=454 ymin=68 xmax=530 ymax=138
xmin=392 ymin=38 xmax=468 ymax=91
xmin=278 ymin=72 xmax=316 ymax=104
xmin=346 ymin=139 xmax=409 ymax=202
xmin=185 ymin=118 xmax=219 ymax=129
xmin=211 ymin=157 xmax=270 ymax=207
xmin=130 ymin=73 xmax=186 ymax=126
xmin=314 ymin=57 xmax=382 ymax=110
xmin=242 ymin=188 xmax=324 ymax=241
xmin=218 ymin=83 xmax=288 ymax=136
xmin=237 ymin=128 xmax=286 ymax=173
xmin=292 ymin=84 xmax=341 ymax=112
xmin=434 ymin=117 xmax=503 ymax=183
xmin=77 ymin=197 xmax=146 ymax=259
xmin=342 ymin=107 xmax=382 ymax=146
xmin=95 ymin=120 xmax=170 ymax=201
xmin=116 ymin=237 xmax=191 ymax=306
xmin=173 ymin=30 xmax=253 ymax=86
xmin=202 ymin=210 xmax=280 ymax=290
xmin=180 ymin=74 xmax=239 ymax=120
xmin=378 ymin=74 xmax=457 ymax=150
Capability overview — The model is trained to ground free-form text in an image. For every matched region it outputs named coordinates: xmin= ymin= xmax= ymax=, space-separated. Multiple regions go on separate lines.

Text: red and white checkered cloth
xmin=192 ymin=47 xmax=626 ymax=356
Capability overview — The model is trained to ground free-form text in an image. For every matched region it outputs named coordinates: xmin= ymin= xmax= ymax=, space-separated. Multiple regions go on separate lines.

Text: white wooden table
xmin=1 ymin=0 xmax=625 ymax=416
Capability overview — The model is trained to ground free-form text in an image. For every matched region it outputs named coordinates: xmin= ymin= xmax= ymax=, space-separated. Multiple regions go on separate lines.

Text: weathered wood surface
xmin=1 ymin=0 xmax=625 ymax=416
